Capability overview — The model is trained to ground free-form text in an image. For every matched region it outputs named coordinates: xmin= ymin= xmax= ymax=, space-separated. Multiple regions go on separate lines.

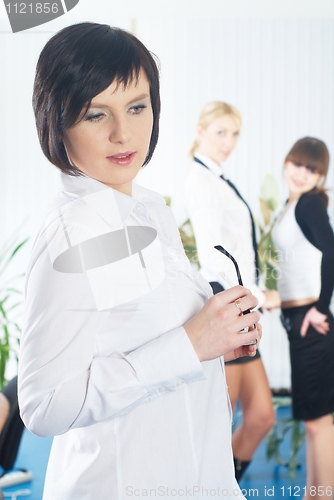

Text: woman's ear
xmin=197 ymin=124 xmax=205 ymax=139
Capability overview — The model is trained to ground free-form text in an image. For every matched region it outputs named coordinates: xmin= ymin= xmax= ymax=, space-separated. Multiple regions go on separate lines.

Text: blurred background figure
xmin=185 ymin=101 xmax=280 ymax=481
xmin=272 ymin=137 xmax=334 ymax=500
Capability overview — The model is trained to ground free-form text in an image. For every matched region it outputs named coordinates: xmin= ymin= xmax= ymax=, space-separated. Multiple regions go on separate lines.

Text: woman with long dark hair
xmin=272 ymin=137 xmax=334 ymax=499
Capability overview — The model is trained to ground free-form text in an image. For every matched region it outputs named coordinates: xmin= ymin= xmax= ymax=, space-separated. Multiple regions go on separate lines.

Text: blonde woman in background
xmin=185 ymin=101 xmax=280 ymax=481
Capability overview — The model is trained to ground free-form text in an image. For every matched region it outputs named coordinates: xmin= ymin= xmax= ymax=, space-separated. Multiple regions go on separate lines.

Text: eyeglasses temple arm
xmin=214 ymin=245 xmax=252 ymax=316
xmin=214 ymin=245 xmax=244 ymax=286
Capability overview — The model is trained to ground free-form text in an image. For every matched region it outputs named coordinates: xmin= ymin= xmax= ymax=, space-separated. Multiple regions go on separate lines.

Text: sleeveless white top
xmin=272 ymin=200 xmax=322 ymax=301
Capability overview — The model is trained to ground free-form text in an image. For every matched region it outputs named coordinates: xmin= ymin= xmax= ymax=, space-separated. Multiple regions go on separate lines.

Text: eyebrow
xmin=90 ymin=93 xmax=150 ymax=108
xmin=217 ymin=127 xmax=239 ymax=133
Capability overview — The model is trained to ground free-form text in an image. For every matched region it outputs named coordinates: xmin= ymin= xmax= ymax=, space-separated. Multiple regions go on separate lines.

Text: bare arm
xmin=262 ymin=289 xmax=281 ymax=311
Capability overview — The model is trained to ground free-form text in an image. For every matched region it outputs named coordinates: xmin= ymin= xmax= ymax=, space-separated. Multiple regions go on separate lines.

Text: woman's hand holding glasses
xmin=184 ymin=285 xmax=260 ymax=362
xmin=184 ymin=245 xmax=261 ymax=362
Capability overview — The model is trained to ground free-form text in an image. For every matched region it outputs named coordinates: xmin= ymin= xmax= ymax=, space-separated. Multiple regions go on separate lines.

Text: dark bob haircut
xmin=33 ymin=22 xmax=160 ymax=175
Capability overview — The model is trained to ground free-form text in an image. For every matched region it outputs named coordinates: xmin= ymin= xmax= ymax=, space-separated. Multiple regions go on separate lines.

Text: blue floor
xmin=237 ymin=405 xmax=307 ymax=499
xmin=2 ymin=431 xmax=52 ymax=499
xmin=3 ymin=405 xmax=306 ymax=499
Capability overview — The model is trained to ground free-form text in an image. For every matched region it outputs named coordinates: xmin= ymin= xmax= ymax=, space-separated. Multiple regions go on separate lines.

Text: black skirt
xmin=281 ymin=303 xmax=334 ymax=421
xmin=209 ymin=282 xmax=261 ymax=365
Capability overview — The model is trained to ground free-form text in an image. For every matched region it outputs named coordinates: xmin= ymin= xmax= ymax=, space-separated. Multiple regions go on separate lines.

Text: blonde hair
xmin=189 ymin=101 xmax=241 ymax=158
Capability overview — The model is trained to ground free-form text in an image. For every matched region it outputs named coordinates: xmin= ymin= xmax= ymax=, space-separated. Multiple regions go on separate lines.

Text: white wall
xmin=1 ymin=1 xmax=333 ymax=387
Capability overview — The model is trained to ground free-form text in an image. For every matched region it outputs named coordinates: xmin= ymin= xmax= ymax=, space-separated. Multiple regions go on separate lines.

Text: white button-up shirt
xmin=185 ymin=153 xmax=265 ymax=306
xmin=18 ymin=173 xmax=245 ymax=500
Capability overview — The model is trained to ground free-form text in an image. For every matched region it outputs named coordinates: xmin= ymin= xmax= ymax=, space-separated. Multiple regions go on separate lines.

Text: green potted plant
xmin=178 ymin=218 xmax=199 ymax=269
xmin=266 ymin=396 xmax=305 ymax=481
xmin=0 ymin=233 xmax=28 ymax=390
xmin=164 ymin=197 xmax=199 ymax=269
xmin=256 ymin=173 xmax=281 ymax=290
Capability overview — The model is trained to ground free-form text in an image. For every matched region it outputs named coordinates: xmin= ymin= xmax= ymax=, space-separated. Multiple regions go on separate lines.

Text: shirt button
xmin=176 ymin=380 xmax=183 ymax=387
xmin=136 ymin=203 xmax=146 ymax=213
xmin=159 ymin=387 xmax=167 ymax=393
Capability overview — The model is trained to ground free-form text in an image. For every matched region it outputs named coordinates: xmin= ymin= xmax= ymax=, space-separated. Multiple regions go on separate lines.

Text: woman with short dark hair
xmin=18 ymin=23 xmax=261 ymax=499
xmin=33 ymin=23 xmax=160 ymax=175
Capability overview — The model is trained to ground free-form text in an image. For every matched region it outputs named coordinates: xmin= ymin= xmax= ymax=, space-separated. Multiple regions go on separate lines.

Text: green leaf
xmin=260 ymin=174 xmax=281 ymax=211
xmin=10 ymin=238 xmax=29 ymax=259
xmin=0 ymin=232 xmax=27 ymax=387
xmin=259 ymin=198 xmax=271 ymax=227
xmin=178 ymin=217 xmax=200 ymax=269
xmin=266 ymin=399 xmax=305 ymax=480
xmin=164 ymin=196 xmax=171 ymax=207
xmin=264 ymin=262 xmax=278 ymax=290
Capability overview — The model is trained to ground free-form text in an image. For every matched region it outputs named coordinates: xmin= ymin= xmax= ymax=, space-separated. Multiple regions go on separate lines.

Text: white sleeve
xmin=185 ymin=177 xmax=235 ymax=272
xmin=185 ymin=174 xmax=265 ymax=307
xmin=18 ymin=234 xmax=205 ymax=438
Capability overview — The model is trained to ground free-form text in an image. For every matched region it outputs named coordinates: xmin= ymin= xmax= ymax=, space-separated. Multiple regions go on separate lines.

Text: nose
xmin=108 ymin=116 xmax=131 ymax=144
xmin=297 ymin=166 xmax=308 ymax=179
xmin=221 ymin=133 xmax=234 ymax=148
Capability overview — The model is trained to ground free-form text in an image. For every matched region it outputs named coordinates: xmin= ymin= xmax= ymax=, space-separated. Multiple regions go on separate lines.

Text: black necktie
xmin=194 ymin=156 xmax=259 ymax=282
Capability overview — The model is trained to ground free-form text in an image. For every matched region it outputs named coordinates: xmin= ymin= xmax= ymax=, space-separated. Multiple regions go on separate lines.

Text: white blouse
xmin=18 ymin=173 xmax=245 ymax=500
xmin=185 ymin=153 xmax=265 ymax=306
xmin=272 ymin=200 xmax=322 ymax=302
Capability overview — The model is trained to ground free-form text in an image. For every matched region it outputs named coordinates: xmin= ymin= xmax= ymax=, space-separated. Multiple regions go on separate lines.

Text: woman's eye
xmin=85 ymin=113 xmax=105 ymax=123
xmin=129 ymin=104 xmax=147 ymax=115
xmin=218 ymin=130 xmax=226 ymax=136
xmin=306 ymin=166 xmax=318 ymax=174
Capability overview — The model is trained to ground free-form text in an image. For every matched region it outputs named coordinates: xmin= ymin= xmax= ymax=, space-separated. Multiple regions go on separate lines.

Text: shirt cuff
xmin=125 ymin=327 xmax=206 ymax=397
xmin=315 ymin=301 xmax=329 ymax=315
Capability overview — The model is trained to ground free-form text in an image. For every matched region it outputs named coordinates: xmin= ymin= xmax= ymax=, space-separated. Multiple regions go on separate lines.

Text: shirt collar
xmin=194 ymin=152 xmax=228 ymax=178
xmin=59 ymin=172 xmax=165 ymax=226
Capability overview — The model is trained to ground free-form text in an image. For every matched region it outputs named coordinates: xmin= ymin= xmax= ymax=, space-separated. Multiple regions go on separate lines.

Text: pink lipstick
xmin=107 ymin=152 xmax=135 ymax=166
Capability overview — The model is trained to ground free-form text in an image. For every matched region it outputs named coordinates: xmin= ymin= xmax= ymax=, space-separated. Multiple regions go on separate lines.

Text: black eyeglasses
xmin=214 ymin=245 xmax=251 ymax=316
xmin=215 ymin=245 xmax=257 ymax=343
